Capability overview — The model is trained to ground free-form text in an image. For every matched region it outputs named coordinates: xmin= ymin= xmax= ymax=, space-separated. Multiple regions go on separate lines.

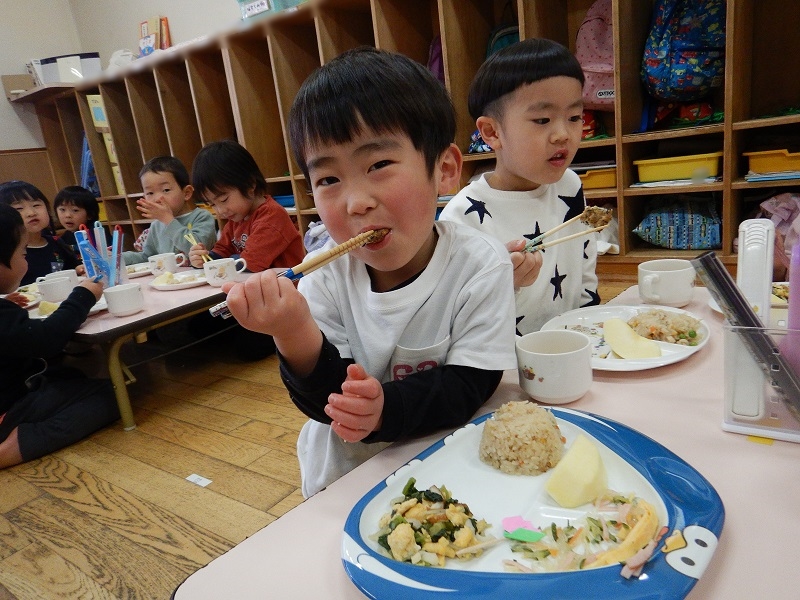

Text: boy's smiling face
xmin=306 ymin=129 xmax=461 ymax=292
xmin=479 ymin=76 xmax=584 ymax=192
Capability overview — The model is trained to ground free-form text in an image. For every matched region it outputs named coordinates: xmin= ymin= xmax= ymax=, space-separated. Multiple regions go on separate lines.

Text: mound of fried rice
xmin=479 ymin=401 xmax=565 ymax=475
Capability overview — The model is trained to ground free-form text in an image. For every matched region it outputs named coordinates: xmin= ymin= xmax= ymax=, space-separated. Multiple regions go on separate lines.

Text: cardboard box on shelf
xmin=86 ymin=95 xmax=109 ymax=132
xmin=38 ymin=53 xmax=101 ymax=84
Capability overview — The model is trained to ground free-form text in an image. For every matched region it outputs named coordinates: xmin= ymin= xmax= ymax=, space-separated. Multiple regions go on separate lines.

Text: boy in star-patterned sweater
xmin=440 ymin=38 xmax=599 ymax=334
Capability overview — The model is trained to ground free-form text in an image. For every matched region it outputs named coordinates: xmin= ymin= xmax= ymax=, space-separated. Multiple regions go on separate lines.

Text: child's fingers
xmin=330 ymin=421 xmax=369 ymax=443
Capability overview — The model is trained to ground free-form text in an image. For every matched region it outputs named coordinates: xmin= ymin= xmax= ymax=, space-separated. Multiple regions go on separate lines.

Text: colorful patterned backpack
xmin=575 ymin=0 xmax=615 ymax=111
xmin=641 ymin=0 xmax=726 ymax=102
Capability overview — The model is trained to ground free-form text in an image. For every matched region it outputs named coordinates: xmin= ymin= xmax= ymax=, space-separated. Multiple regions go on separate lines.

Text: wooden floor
xmin=0 ymin=279 xmax=632 ymax=599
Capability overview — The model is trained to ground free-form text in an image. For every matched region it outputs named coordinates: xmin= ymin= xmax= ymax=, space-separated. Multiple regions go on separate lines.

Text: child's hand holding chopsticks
xmin=506 ymin=239 xmax=543 ymax=289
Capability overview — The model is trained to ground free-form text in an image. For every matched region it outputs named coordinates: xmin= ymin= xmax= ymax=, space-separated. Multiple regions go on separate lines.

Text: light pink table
xmin=73 ymin=269 xmax=225 ymax=430
xmin=172 ymin=287 xmax=800 ymax=599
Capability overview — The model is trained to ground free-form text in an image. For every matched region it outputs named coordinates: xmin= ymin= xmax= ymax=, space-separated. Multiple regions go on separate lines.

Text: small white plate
xmin=150 ymin=276 xmax=208 ymax=291
xmin=126 ymin=267 xmax=152 ymax=278
xmin=541 ymin=305 xmax=709 ymax=371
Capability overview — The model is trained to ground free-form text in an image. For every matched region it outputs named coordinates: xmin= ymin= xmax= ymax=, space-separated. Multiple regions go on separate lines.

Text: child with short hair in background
xmin=187 ymin=139 xmax=305 ymax=271
xmin=439 ymin=38 xmax=600 ymax=335
xmin=0 ymin=204 xmax=119 ymax=469
xmin=0 ymin=180 xmax=81 ymax=286
xmin=187 ymin=140 xmax=305 ymax=360
xmin=122 ymin=155 xmax=216 ymax=266
xmin=221 ymin=47 xmax=517 ymax=497
xmin=53 ymin=185 xmax=100 ymax=254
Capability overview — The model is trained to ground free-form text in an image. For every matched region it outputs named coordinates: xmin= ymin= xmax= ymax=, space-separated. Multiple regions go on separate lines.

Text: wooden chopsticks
xmin=523 ymin=206 xmax=612 ymax=253
xmin=184 ymin=232 xmax=210 ymax=262
xmin=209 ymin=228 xmax=389 ymax=319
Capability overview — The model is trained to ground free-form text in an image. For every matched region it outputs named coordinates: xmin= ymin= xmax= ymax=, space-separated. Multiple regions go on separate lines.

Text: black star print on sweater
xmin=464 ymin=196 xmax=492 ymax=224
xmin=550 ymin=265 xmax=567 ymax=300
xmin=523 ymin=223 xmax=545 ymax=253
xmin=582 ymin=289 xmax=601 ymax=306
xmin=558 ymin=187 xmax=585 ymax=222
xmin=515 ymin=315 xmax=524 ymax=337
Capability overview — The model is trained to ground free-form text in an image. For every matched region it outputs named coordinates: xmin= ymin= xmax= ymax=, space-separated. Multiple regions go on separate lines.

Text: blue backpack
xmin=641 ymin=0 xmax=726 ymax=102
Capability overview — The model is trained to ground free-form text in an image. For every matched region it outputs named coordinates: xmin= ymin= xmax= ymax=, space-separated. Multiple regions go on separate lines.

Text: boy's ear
xmin=437 ymin=143 xmax=463 ymax=196
xmin=182 ymin=184 xmax=195 ymax=202
xmin=476 ymin=116 xmax=501 ymax=151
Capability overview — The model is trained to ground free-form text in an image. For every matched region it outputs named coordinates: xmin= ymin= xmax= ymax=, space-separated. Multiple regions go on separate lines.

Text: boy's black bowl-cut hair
xmin=0 ymin=204 xmax=25 ymax=268
xmin=289 ymin=46 xmax=456 ymax=181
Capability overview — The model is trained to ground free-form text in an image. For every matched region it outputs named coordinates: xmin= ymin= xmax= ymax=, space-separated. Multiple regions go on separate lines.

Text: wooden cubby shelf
xmin=11 ymin=0 xmax=800 ymax=275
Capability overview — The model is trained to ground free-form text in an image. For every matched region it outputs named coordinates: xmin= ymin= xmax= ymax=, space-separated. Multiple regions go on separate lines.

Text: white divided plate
xmin=540 ymin=305 xmax=709 ymax=371
xmin=126 ymin=267 xmax=152 ymax=278
xmin=29 ymin=297 xmax=108 ymax=319
xmin=343 ymin=409 xmax=724 ymax=600
xmin=150 ymin=276 xmax=208 ymax=290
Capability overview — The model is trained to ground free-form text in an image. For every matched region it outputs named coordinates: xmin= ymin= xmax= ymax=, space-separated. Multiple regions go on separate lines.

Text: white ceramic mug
xmin=37 ymin=276 xmax=75 ymax=303
xmin=516 ymin=330 xmax=593 ymax=404
xmin=103 ymin=282 xmax=144 ymax=317
xmin=149 ymin=253 xmax=188 ymax=276
xmin=36 ymin=268 xmax=79 ymax=287
xmin=203 ymin=257 xmax=248 ymax=287
xmin=638 ymin=259 xmax=696 ymax=307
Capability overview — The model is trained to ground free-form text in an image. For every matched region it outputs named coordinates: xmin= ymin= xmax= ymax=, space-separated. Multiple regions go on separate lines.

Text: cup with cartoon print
xmin=204 ymin=257 xmax=248 ymax=287
xmin=148 ymin=253 xmax=188 ymax=276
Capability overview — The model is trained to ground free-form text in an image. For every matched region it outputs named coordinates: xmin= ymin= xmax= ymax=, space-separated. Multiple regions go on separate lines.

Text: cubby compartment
xmin=74 ymin=89 xmax=117 ymax=197
xmin=153 ymin=60 xmax=203 ymax=170
xmin=186 ymin=44 xmax=237 ymax=145
xmin=98 ymin=81 xmax=141 ymax=194
xmin=315 ymin=0 xmax=375 ymax=62
xmin=224 ymin=26 xmax=289 ymax=179
xmin=125 ymin=71 xmax=170 ymax=163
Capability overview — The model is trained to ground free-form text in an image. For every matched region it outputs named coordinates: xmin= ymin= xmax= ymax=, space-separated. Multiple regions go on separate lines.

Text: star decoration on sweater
xmin=464 ymin=196 xmax=492 ymax=224
xmin=582 ymin=289 xmax=601 ymax=306
xmin=550 ymin=265 xmax=567 ymax=300
xmin=558 ymin=188 xmax=585 ymax=222
xmin=583 ymin=238 xmax=590 ymax=259
xmin=515 ymin=315 xmax=525 ymax=337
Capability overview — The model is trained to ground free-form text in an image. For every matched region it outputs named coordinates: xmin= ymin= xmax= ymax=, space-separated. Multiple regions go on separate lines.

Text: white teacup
xmin=638 ymin=259 xmax=696 ymax=307
xmin=36 ymin=268 xmax=79 ymax=286
xmin=103 ymin=282 xmax=144 ymax=317
xmin=149 ymin=253 xmax=188 ymax=276
xmin=516 ymin=330 xmax=593 ymax=404
xmin=204 ymin=257 xmax=247 ymax=287
xmin=37 ymin=276 xmax=75 ymax=303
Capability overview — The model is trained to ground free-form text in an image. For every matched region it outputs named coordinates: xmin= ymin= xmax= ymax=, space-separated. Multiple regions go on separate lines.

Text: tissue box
xmin=723 ymin=325 xmax=800 ymax=443
xmin=39 ymin=53 xmax=101 ymax=84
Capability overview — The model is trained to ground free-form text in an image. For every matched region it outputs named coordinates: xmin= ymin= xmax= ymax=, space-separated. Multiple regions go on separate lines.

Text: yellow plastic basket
xmin=633 ymin=151 xmax=723 ymax=182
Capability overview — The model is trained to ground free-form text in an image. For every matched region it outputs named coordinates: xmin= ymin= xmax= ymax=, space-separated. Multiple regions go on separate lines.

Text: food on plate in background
xmin=38 ymin=300 xmax=59 ymax=316
xmin=626 ymin=309 xmax=702 ymax=346
xmin=373 ymin=478 xmax=498 ymax=566
xmin=545 ymin=434 xmax=608 ymax=508
xmin=603 ymin=318 xmax=661 ymax=359
xmin=126 ymin=264 xmax=150 ymax=274
xmin=151 ymin=272 xmax=198 ymax=286
xmin=772 ymin=282 xmax=789 ymax=303
xmin=479 ymin=401 xmax=565 ymax=475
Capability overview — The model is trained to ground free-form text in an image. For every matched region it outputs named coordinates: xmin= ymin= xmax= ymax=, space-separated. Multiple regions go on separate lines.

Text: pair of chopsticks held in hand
xmin=184 ymin=231 xmax=210 ymax=263
xmin=523 ymin=205 xmax=613 ymax=253
xmin=209 ymin=228 xmax=390 ymax=318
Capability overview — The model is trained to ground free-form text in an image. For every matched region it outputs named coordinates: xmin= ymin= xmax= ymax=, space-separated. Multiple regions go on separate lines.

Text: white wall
xmin=0 ymin=0 xmax=242 ymax=151
xmin=0 ymin=0 xmax=82 ymax=150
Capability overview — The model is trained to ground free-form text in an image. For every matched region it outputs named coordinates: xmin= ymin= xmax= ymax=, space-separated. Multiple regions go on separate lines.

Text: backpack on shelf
xmin=427 ymin=35 xmax=445 ymax=84
xmin=486 ymin=0 xmax=519 ymax=58
xmin=641 ymin=0 xmax=726 ymax=102
xmin=575 ymin=0 xmax=615 ymax=111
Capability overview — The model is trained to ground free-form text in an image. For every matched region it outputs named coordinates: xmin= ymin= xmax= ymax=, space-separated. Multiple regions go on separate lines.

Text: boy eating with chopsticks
xmin=122 ymin=156 xmax=216 ymax=267
xmin=221 ymin=47 xmax=517 ymax=497
xmin=439 ymin=38 xmax=601 ymax=334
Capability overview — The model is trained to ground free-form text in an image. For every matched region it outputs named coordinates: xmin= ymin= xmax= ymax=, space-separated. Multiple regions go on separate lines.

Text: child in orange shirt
xmin=188 ymin=140 xmax=305 ymax=271
xmin=187 ymin=140 xmax=305 ymax=360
